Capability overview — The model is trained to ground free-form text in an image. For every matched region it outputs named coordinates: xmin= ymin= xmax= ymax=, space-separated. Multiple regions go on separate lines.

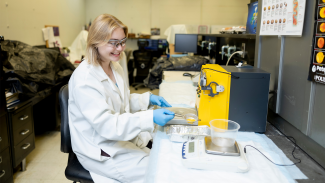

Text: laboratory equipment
xmin=175 ymin=34 xmax=198 ymax=54
xmin=163 ymin=107 xmax=198 ymax=126
xmin=165 ymin=125 xmax=210 ymax=142
xmin=181 ymin=136 xmax=250 ymax=172
xmin=225 ymin=45 xmax=237 ymax=59
xmin=200 ymin=40 xmax=209 ymax=50
xmin=158 ymin=39 xmax=168 ymax=51
xmin=219 ymin=45 xmax=229 ymax=60
xmin=196 ymin=64 xmax=270 ymax=132
xmin=210 ymin=119 xmax=240 ymax=147
xmin=208 ymin=42 xmax=217 ymax=54
xmin=219 ymin=44 xmax=246 ymax=61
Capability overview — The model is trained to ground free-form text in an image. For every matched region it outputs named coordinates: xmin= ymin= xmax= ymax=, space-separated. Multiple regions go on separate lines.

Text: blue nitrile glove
xmin=153 ymin=109 xmax=175 ymax=126
xmin=150 ymin=95 xmax=172 ymax=107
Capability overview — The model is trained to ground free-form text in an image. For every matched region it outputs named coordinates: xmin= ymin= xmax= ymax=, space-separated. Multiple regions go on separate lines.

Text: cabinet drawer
xmin=13 ymin=120 xmax=33 ymax=146
xmin=11 ymin=106 xmax=33 ymax=132
xmin=0 ymin=115 xmax=9 ymax=153
xmin=0 ymin=148 xmax=13 ymax=183
xmin=13 ymin=134 xmax=35 ymax=167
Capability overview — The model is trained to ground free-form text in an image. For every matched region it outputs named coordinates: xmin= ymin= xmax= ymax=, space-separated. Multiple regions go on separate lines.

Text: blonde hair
xmin=86 ymin=14 xmax=128 ymax=65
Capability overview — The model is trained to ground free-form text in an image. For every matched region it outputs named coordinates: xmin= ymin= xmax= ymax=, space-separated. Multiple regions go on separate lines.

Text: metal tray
xmin=205 ymin=136 xmax=240 ymax=156
xmin=163 ymin=107 xmax=198 ymax=126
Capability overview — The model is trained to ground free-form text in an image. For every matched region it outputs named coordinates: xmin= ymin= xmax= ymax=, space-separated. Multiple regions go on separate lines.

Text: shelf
xmin=199 ymin=33 xmax=256 ymax=39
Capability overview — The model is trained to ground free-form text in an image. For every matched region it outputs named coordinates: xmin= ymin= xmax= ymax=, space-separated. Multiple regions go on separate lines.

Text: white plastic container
xmin=209 ymin=119 xmax=240 ymax=147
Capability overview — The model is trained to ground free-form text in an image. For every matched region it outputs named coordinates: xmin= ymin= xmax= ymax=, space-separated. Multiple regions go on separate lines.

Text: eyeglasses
xmin=108 ymin=37 xmax=127 ymax=48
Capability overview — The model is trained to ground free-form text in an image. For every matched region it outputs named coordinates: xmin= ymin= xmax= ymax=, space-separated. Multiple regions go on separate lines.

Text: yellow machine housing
xmin=196 ymin=64 xmax=231 ymax=127
xmin=196 ymin=64 xmax=270 ymax=133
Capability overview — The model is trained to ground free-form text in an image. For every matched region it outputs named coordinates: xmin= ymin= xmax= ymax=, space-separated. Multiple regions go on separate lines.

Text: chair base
xmin=65 ymin=153 xmax=94 ymax=183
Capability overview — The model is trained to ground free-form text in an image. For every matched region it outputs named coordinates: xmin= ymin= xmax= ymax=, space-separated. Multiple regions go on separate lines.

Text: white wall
xmin=86 ymin=0 xmax=250 ymax=37
xmin=0 ymin=0 xmax=250 ymax=48
xmin=0 ymin=0 xmax=86 ymax=47
xmin=85 ymin=0 xmax=151 ymax=34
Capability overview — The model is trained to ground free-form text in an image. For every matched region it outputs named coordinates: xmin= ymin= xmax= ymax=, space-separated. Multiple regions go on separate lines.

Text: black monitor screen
xmin=175 ymin=34 xmax=198 ymax=53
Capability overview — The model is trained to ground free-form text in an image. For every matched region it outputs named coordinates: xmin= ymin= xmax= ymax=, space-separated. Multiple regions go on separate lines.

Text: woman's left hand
xmin=150 ymin=95 xmax=172 ymax=107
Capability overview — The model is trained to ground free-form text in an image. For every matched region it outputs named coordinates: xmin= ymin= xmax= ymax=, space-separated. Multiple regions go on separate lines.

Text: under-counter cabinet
xmin=0 ymin=113 xmax=13 ymax=183
xmin=7 ymin=103 xmax=35 ymax=171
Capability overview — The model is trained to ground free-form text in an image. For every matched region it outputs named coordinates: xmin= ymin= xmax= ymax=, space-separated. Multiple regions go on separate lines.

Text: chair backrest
xmin=59 ymin=84 xmax=72 ymax=153
xmin=133 ymin=50 xmax=153 ymax=77
xmin=137 ymin=39 xmax=149 ymax=50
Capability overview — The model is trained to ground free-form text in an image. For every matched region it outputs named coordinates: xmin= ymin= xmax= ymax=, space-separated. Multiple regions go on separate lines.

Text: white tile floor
xmin=14 ymin=131 xmax=70 ymax=183
xmin=13 ymin=86 xmax=157 ymax=183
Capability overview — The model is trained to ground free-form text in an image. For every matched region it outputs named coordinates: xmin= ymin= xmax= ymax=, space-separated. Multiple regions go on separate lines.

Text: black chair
xmin=131 ymin=39 xmax=153 ymax=90
xmin=59 ymin=84 xmax=94 ymax=183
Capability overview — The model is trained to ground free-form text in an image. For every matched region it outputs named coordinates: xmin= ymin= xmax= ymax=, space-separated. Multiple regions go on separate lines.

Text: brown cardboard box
xmin=169 ymin=44 xmax=183 ymax=55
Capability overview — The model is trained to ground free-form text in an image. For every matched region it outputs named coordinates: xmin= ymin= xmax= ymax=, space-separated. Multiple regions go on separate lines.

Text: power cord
xmin=226 ymin=51 xmax=244 ymax=66
xmin=201 ymin=68 xmax=240 ymax=79
xmin=244 ymin=136 xmax=301 ymax=166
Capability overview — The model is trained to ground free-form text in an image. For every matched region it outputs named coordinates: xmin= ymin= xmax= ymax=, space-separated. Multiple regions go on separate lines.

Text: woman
xmin=68 ymin=14 xmax=174 ymax=183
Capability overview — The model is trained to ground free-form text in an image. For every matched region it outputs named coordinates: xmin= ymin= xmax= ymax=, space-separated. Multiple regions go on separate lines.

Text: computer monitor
xmin=175 ymin=34 xmax=198 ymax=54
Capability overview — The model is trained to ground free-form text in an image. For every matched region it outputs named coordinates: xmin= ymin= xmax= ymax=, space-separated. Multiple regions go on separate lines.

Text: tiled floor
xmin=13 ymin=86 xmax=158 ymax=183
xmin=13 ymin=131 xmax=70 ymax=183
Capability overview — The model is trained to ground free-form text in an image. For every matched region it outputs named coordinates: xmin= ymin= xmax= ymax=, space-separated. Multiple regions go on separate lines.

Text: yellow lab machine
xmin=196 ymin=64 xmax=270 ymax=133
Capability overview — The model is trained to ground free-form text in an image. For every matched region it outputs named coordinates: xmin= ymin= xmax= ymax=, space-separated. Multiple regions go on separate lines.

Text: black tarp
xmin=1 ymin=40 xmax=75 ymax=97
xmin=144 ymin=56 xmax=208 ymax=89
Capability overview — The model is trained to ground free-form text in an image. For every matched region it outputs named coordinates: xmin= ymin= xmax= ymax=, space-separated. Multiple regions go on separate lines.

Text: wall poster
xmin=260 ymin=0 xmax=306 ymax=36
xmin=246 ymin=2 xmax=259 ymax=34
xmin=309 ymin=1 xmax=325 ymax=85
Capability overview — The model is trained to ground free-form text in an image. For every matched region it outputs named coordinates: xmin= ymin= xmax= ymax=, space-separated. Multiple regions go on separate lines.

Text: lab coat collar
xmin=90 ymin=62 xmax=124 ymax=102
xmin=91 ymin=63 xmax=109 ymax=82
xmin=110 ymin=61 xmax=118 ymax=71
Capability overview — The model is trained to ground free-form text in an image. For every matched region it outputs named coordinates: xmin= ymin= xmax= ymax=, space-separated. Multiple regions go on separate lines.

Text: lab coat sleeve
xmin=129 ymin=92 xmax=152 ymax=113
xmin=72 ymin=82 xmax=154 ymax=141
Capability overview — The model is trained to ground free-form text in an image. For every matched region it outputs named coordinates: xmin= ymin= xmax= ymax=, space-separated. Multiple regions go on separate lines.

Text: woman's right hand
xmin=153 ymin=109 xmax=174 ymax=126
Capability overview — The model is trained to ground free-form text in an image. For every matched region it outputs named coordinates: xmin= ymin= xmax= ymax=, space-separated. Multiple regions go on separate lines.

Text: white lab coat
xmin=68 ymin=52 xmax=154 ymax=183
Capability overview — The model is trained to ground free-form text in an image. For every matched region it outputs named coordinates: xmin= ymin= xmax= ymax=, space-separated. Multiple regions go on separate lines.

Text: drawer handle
xmin=21 ymin=143 xmax=31 ymax=150
xmin=0 ymin=170 xmax=5 ymax=178
xmin=0 ymin=156 xmax=2 ymax=163
xmin=19 ymin=115 xmax=29 ymax=121
xmin=0 ymin=137 xmax=2 ymax=142
xmin=20 ymin=129 xmax=30 ymax=135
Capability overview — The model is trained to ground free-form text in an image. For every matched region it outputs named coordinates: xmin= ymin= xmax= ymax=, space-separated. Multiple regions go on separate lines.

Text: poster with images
xmin=308 ymin=1 xmax=325 ymax=85
xmin=260 ymin=0 xmax=306 ymax=36
xmin=315 ymin=21 xmax=325 ymax=35
xmin=317 ymin=6 xmax=325 ymax=20
xmin=151 ymin=28 xmax=160 ymax=35
xmin=246 ymin=2 xmax=259 ymax=34
xmin=314 ymin=36 xmax=325 ymax=50
xmin=309 ymin=64 xmax=325 ymax=84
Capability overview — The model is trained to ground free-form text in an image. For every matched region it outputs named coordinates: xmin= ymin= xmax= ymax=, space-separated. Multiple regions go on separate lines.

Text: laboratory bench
xmin=146 ymin=70 xmax=325 ymax=183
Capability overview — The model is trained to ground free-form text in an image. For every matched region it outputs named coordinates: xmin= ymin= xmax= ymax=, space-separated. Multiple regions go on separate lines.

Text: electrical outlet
xmin=241 ymin=43 xmax=246 ymax=58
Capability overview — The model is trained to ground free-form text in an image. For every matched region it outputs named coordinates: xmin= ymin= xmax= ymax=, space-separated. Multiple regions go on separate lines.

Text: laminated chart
xmin=293 ymin=0 xmax=298 ymax=26
xmin=260 ymin=0 xmax=306 ymax=36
